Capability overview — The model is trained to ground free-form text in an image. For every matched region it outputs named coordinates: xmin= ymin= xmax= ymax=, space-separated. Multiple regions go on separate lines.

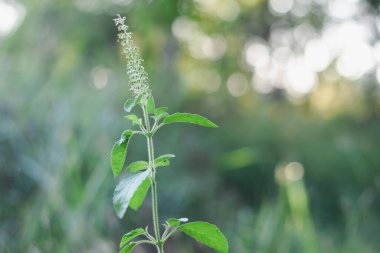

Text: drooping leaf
xmin=163 ymin=113 xmax=218 ymax=128
xmin=179 ymin=221 xmax=228 ymax=253
xmin=111 ymin=130 xmax=134 ymax=177
xmin=113 ymin=170 xmax=150 ymax=218
xmin=154 ymin=154 xmax=175 ymax=168
xmin=120 ymin=228 xmax=145 ymax=248
xmin=147 ymin=96 xmax=155 ymax=114
xmin=129 ymin=178 xmax=151 ymax=210
xmin=166 ymin=217 xmax=189 ymax=227
xmin=124 ymin=114 xmax=141 ymax=125
xmin=120 ymin=242 xmax=137 ymax=253
xmin=127 ymin=161 xmax=149 ymax=172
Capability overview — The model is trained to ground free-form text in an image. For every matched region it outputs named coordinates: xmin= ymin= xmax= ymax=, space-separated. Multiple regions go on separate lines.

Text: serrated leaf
xmin=166 ymin=217 xmax=189 ymax=227
xmin=111 ymin=130 xmax=134 ymax=177
xmin=120 ymin=228 xmax=145 ymax=248
xmin=129 ymin=178 xmax=151 ymax=210
xmin=113 ymin=170 xmax=150 ymax=218
xmin=154 ymin=154 xmax=175 ymax=168
xmin=179 ymin=221 xmax=228 ymax=253
xmin=124 ymin=114 xmax=141 ymax=125
xmin=147 ymin=96 xmax=155 ymax=114
xmin=120 ymin=242 xmax=137 ymax=253
xmin=127 ymin=161 xmax=149 ymax=172
xmin=163 ymin=113 xmax=218 ymax=128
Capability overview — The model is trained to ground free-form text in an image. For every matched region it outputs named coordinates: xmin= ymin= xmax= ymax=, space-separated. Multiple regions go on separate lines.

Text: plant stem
xmin=142 ymin=104 xmax=163 ymax=253
xmin=150 ymin=163 xmax=161 ymax=241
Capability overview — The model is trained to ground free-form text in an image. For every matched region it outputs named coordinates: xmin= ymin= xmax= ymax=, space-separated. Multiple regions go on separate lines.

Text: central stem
xmin=143 ymin=104 xmax=163 ymax=253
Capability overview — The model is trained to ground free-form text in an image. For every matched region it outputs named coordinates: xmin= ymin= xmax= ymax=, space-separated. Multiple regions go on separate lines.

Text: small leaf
xmin=129 ymin=178 xmax=151 ymax=210
xmin=127 ymin=161 xmax=149 ymax=172
xmin=113 ymin=170 xmax=150 ymax=218
xmin=120 ymin=242 xmax=137 ymax=253
xmin=124 ymin=98 xmax=136 ymax=113
xmin=120 ymin=228 xmax=145 ymax=248
xmin=124 ymin=95 xmax=143 ymax=113
xmin=155 ymin=107 xmax=167 ymax=115
xmin=163 ymin=113 xmax=218 ymax=128
xmin=166 ymin=217 xmax=189 ymax=227
xmin=147 ymin=96 xmax=155 ymax=114
xmin=154 ymin=154 xmax=175 ymax=168
xmin=124 ymin=114 xmax=141 ymax=125
xmin=179 ymin=221 xmax=228 ymax=253
xmin=135 ymin=94 xmax=143 ymax=105
xmin=155 ymin=107 xmax=168 ymax=119
xmin=111 ymin=130 xmax=134 ymax=177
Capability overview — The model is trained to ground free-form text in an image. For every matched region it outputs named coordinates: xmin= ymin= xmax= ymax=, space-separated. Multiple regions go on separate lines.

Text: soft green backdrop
xmin=1 ymin=0 xmax=380 ymax=252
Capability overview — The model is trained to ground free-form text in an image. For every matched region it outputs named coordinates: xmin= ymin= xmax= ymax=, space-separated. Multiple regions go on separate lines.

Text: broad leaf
xmin=147 ymin=96 xmax=155 ymax=114
xmin=166 ymin=217 xmax=189 ymax=227
xmin=127 ymin=161 xmax=149 ymax=172
xmin=129 ymin=178 xmax=151 ymax=210
xmin=113 ymin=170 xmax=150 ymax=218
xmin=124 ymin=114 xmax=141 ymax=125
xmin=120 ymin=228 xmax=145 ymax=248
xmin=179 ymin=222 xmax=228 ymax=253
xmin=111 ymin=130 xmax=134 ymax=177
xmin=163 ymin=113 xmax=218 ymax=128
xmin=120 ymin=242 xmax=137 ymax=253
xmin=154 ymin=154 xmax=175 ymax=168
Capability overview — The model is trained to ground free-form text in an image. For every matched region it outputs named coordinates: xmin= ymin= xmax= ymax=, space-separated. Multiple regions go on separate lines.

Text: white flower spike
xmin=114 ymin=14 xmax=151 ymax=100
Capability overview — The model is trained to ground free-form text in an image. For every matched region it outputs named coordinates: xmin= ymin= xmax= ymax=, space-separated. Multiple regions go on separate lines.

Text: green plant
xmin=110 ymin=14 xmax=228 ymax=253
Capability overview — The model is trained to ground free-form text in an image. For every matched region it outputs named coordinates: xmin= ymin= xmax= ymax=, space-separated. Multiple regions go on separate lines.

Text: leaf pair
xmin=126 ymin=154 xmax=175 ymax=172
xmin=146 ymin=95 xmax=219 ymax=129
xmin=166 ymin=219 xmax=228 ymax=253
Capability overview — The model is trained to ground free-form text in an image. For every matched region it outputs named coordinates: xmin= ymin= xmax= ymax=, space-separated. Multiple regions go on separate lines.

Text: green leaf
xmin=163 ymin=113 xmax=218 ymax=128
xmin=147 ymin=96 xmax=155 ymax=114
xmin=124 ymin=114 xmax=141 ymax=125
xmin=124 ymin=98 xmax=136 ymax=113
xmin=155 ymin=107 xmax=167 ymax=115
xmin=166 ymin=217 xmax=189 ymax=227
xmin=127 ymin=161 xmax=149 ymax=172
xmin=120 ymin=228 xmax=145 ymax=248
xmin=155 ymin=107 xmax=168 ymax=119
xmin=113 ymin=170 xmax=150 ymax=218
xmin=120 ymin=242 xmax=137 ymax=253
xmin=123 ymin=95 xmax=143 ymax=113
xmin=129 ymin=178 xmax=151 ymax=210
xmin=154 ymin=154 xmax=175 ymax=168
xmin=111 ymin=130 xmax=134 ymax=177
xmin=179 ymin=222 xmax=228 ymax=253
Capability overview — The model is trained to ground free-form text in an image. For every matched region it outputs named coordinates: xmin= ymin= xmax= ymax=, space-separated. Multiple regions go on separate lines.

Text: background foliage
xmin=1 ymin=0 xmax=380 ymax=252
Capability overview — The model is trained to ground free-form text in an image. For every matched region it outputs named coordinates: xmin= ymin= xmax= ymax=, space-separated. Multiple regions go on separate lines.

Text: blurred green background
xmin=1 ymin=0 xmax=380 ymax=252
